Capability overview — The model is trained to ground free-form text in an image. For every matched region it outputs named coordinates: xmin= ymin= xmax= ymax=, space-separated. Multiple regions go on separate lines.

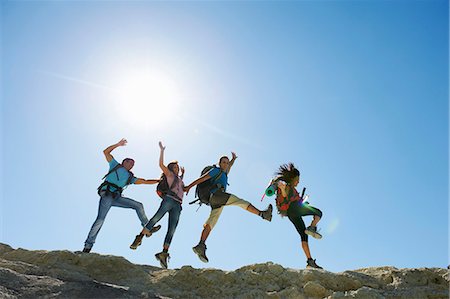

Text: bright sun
xmin=114 ymin=70 xmax=181 ymax=128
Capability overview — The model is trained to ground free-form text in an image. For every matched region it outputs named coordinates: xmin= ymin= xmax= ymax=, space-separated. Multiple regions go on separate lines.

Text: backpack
xmin=156 ymin=173 xmax=182 ymax=201
xmin=276 ymin=186 xmax=305 ymax=216
xmin=97 ymin=164 xmax=134 ymax=197
xmin=193 ymin=165 xmax=224 ymax=206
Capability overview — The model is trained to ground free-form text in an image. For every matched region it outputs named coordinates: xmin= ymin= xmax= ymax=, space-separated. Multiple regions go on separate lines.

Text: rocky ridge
xmin=0 ymin=243 xmax=448 ymax=298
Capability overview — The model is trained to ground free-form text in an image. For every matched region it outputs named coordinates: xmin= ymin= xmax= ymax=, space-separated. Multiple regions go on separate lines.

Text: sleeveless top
xmin=275 ymin=186 xmax=302 ymax=215
xmin=166 ymin=173 xmax=185 ymax=204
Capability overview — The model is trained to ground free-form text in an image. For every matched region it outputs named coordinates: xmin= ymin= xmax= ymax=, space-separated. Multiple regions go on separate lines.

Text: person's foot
xmin=306 ymin=258 xmax=323 ymax=269
xmin=130 ymin=234 xmax=144 ymax=250
xmin=261 ymin=204 xmax=273 ymax=222
xmin=130 ymin=225 xmax=161 ymax=250
xmin=82 ymin=247 xmax=91 ymax=253
xmin=144 ymin=224 xmax=162 ymax=237
xmin=192 ymin=243 xmax=209 ymax=263
xmin=305 ymin=226 xmax=322 ymax=239
xmin=130 ymin=225 xmax=162 ymax=250
xmin=155 ymin=252 xmax=170 ymax=269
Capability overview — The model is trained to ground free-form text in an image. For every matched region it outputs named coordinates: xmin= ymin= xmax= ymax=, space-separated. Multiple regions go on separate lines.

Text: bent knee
xmin=315 ymin=209 xmax=323 ymax=218
xmin=300 ymin=233 xmax=308 ymax=242
xmin=135 ymin=202 xmax=144 ymax=211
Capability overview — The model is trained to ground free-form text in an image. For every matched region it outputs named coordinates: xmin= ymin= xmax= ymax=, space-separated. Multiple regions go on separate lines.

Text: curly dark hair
xmin=275 ymin=163 xmax=300 ymax=185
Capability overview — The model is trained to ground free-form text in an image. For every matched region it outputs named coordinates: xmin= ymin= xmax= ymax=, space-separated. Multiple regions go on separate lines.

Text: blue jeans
xmin=145 ymin=196 xmax=182 ymax=248
xmin=84 ymin=191 xmax=148 ymax=249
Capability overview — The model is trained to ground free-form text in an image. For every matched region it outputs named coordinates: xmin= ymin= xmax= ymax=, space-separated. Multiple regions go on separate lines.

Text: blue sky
xmin=1 ymin=0 xmax=448 ymax=272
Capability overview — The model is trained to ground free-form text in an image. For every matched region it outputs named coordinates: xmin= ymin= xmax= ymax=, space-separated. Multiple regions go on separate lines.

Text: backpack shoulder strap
xmin=103 ymin=164 xmax=134 ymax=186
xmin=102 ymin=164 xmax=123 ymax=180
xmin=161 ymin=173 xmax=178 ymax=190
xmin=210 ymin=166 xmax=223 ymax=182
xmin=126 ymin=171 xmax=134 ymax=186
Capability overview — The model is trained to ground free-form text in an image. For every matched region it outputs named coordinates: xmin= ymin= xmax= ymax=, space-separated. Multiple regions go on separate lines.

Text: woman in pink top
xmin=130 ymin=142 xmax=184 ymax=269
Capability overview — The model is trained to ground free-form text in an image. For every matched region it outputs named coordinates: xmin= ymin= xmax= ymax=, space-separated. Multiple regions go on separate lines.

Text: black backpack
xmin=193 ymin=165 xmax=224 ymax=206
xmin=156 ymin=173 xmax=182 ymax=201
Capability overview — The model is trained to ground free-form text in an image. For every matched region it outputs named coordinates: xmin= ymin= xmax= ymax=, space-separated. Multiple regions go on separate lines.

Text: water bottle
xmin=265 ymin=183 xmax=277 ymax=196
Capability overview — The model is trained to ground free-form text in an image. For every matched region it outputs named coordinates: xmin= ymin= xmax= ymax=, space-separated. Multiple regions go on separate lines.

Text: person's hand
xmin=231 ymin=152 xmax=237 ymax=160
xmin=159 ymin=141 xmax=166 ymax=151
xmin=117 ymin=138 xmax=127 ymax=146
xmin=277 ymin=180 xmax=287 ymax=190
xmin=180 ymin=167 xmax=185 ymax=176
xmin=184 ymin=185 xmax=191 ymax=195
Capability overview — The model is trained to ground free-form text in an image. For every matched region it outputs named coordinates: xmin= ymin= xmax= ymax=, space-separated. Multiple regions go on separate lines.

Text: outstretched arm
xmin=158 ymin=141 xmax=171 ymax=177
xmin=103 ymin=138 xmax=127 ymax=162
xmin=134 ymin=178 xmax=160 ymax=185
xmin=184 ymin=173 xmax=211 ymax=195
xmin=226 ymin=152 xmax=238 ymax=175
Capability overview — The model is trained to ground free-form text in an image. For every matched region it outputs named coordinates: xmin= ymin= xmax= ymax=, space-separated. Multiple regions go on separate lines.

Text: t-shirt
xmin=208 ymin=167 xmax=228 ymax=193
xmin=101 ymin=158 xmax=137 ymax=192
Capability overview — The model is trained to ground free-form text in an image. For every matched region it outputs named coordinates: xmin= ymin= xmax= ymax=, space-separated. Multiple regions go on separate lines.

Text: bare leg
xmin=200 ymin=224 xmax=212 ymax=242
xmin=311 ymin=215 xmax=321 ymax=227
xmin=301 ymin=241 xmax=312 ymax=259
xmin=246 ymin=204 xmax=260 ymax=215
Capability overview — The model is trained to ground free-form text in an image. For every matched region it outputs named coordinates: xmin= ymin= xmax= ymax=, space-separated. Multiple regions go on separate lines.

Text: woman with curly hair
xmin=274 ymin=163 xmax=323 ymax=269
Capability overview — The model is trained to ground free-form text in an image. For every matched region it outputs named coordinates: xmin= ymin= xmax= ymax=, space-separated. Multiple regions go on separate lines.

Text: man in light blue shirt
xmin=185 ymin=153 xmax=273 ymax=263
xmin=83 ymin=138 xmax=160 ymax=253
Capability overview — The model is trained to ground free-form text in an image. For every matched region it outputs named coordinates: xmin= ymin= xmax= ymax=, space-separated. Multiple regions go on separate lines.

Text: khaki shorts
xmin=205 ymin=194 xmax=251 ymax=229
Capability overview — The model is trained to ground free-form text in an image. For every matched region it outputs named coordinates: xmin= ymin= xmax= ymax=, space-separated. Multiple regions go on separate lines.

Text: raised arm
xmin=180 ymin=166 xmax=185 ymax=180
xmin=158 ymin=141 xmax=171 ymax=177
xmin=226 ymin=152 xmax=238 ymax=175
xmin=103 ymin=138 xmax=127 ymax=162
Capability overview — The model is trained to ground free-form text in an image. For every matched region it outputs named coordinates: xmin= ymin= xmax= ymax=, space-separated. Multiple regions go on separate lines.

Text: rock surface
xmin=0 ymin=243 xmax=447 ymax=298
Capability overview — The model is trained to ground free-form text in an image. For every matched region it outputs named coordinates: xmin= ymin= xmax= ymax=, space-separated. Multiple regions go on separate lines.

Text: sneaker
xmin=306 ymin=258 xmax=323 ymax=269
xmin=305 ymin=226 xmax=322 ymax=239
xmin=192 ymin=243 xmax=209 ymax=263
xmin=261 ymin=204 xmax=273 ymax=222
xmin=155 ymin=252 xmax=170 ymax=269
xmin=82 ymin=247 xmax=91 ymax=253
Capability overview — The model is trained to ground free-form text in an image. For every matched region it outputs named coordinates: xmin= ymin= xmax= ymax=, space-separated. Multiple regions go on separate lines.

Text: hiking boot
xmin=305 ymin=226 xmax=322 ymax=239
xmin=192 ymin=243 xmax=209 ymax=263
xmin=306 ymin=258 xmax=323 ymax=269
xmin=261 ymin=204 xmax=273 ymax=222
xmin=155 ymin=252 xmax=170 ymax=269
xmin=130 ymin=225 xmax=162 ymax=250
xmin=82 ymin=247 xmax=91 ymax=253
xmin=130 ymin=234 xmax=144 ymax=250
xmin=144 ymin=224 xmax=162 ymax=237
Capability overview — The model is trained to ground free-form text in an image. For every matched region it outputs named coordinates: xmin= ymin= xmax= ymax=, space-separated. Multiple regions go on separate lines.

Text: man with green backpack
xmin=184 ymin=152 xmax=273 ymax=263
xmin=82 ymin=138 xmax=161 ymax=253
